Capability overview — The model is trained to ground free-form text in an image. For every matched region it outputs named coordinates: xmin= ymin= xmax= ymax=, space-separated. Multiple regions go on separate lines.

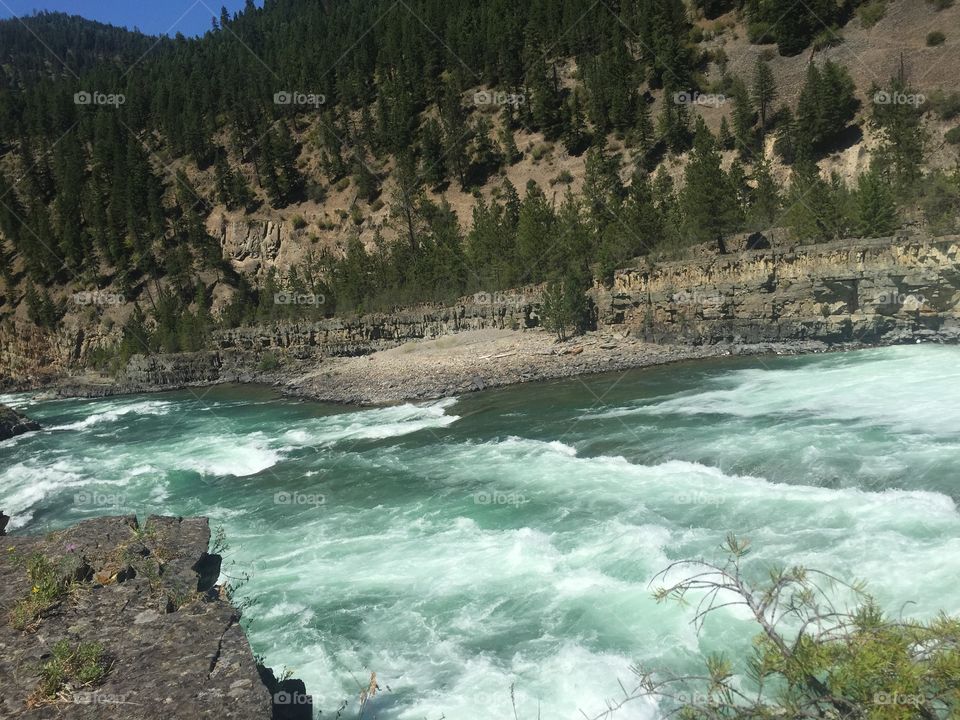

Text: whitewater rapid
xmin=1 ymin=346 xmax=959 ymax=719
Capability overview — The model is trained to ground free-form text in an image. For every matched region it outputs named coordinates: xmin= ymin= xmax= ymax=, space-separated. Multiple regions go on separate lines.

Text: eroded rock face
xmin=596 ymin=235 xmax=960 ymax=345
xmin=0 ymin=515 xmax=301 ymax=719
xmin=219 ymin=219 xmax=285 ymax=269
xmin=0 ymin=404 xmax=40 ymax=441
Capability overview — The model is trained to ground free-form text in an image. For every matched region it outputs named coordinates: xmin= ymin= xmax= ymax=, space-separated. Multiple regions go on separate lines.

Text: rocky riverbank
xmin=0 ymin=514 xmax=309 ymax=719
xmin=280 ymin=329 xmax=840 ymax=405
xmin=0 ymin=404 xmax=41 ymax=441
xmin=4 ymin=234 xmax=959 ymax=405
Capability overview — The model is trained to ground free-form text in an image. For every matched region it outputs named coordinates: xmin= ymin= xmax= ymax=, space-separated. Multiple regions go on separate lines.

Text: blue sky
xmin=0 ymin=0 xmax=261 ymax=37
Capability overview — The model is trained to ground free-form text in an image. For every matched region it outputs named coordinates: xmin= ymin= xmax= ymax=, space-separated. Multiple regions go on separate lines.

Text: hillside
xmin=0 ymin=0 xmax=959 ymax=376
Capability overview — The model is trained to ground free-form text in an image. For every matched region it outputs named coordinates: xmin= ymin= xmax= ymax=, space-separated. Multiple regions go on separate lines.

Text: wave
xmin=579 ymin=346 xmax=960 ymax=436
xmin=48 ymin=399 xmax=174 ymax=431
xmin=280 ymin=398 xmax=460 ymax=448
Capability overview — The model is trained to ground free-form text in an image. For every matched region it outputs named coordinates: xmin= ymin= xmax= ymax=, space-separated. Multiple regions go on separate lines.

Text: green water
xmin=2 ymin=345 xmax=959 ymax=719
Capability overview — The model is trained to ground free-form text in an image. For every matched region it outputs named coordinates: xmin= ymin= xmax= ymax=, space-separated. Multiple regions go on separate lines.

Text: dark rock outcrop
xmin=0 ymin=404 xmax=40 ymax=441
xmin=0 ymin=515 xmax=303 ymax=719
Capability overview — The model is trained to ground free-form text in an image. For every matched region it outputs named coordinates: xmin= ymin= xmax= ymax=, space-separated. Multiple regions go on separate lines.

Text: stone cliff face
xmin=2 ymin=236 xmax=959 ymax=392
xmin=0 ymin=515 xmax=308 ymax=719
xmin=597 ymin=235 xmax=960 ymax=345
xmin=213 ymin=289 xmax=540 ymax=357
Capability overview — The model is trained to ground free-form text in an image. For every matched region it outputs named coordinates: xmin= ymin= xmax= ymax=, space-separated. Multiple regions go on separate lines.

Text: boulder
xmin=0 ymin=404 xmax=40 ymax=441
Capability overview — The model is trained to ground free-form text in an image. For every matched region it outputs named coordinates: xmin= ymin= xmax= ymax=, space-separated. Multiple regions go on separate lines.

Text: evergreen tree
xmin=751 ymin=57 xmax=778 ymax=140
xmin=857 ymin=165 xmax=898 ymax=237
xmin=681 ymin=119 xmax=742 ymax=252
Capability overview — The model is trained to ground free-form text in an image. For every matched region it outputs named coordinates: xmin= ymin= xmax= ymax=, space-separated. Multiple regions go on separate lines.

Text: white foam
xmin=48 ymin=399 xmax=173 ymax=431
xmin=177 ymin=433 xmax=282 ymax=477
xmin=281 ymin=398 xmax=460 ymax=447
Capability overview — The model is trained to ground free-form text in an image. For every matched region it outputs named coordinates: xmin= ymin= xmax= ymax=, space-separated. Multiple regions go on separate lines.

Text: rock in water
xmin=0 ymin=404 xmax=40 ymax=441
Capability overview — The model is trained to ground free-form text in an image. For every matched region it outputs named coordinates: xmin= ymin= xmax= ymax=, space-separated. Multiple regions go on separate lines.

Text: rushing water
xmin=2 ymin=345 xmax=960 ymax=719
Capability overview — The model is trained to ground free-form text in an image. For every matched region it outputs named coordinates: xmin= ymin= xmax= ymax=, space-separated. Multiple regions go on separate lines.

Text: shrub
xmin=928 ymin=90 xmax=960 ymax=120
xmin=927 ymin=30 xmax=946 ymax=46
xmin=858 ymin=0 xmax=887 ymax=28
xmin=747 ymin=21 xmax=775 ymax=44
xmin=946 ymin=126 xmax=960 ymax=144
xmin=258 ymin=352 xmax=280 ymax=372
xmin=531 ymin=142 xmax=553 ymax=162
xmin=291 ymin=215 xmax=307 ymax=230
xmin=608 ymin=535 xmax=960 ymax=720
xmin=550 ymin=170 xmax=575 ymax=186
xmin=334 ymin=176 xmax=350 ymax=192
xmin=813 ymin=28 xmax=843 ymax=49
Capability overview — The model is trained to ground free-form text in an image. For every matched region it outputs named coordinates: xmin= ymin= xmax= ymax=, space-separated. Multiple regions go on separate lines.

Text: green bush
xmin=747 ymin=21 xmax=775 ymax=44
xmin=258 ymin=352 xmax=280 ymax=372
xmin=946 ymin=126 xmax=960 ymax=144
xmin=927 ymin=30 xmax=946 ymax=46
xmin=858 ymin=0 xmax=887 ymax=28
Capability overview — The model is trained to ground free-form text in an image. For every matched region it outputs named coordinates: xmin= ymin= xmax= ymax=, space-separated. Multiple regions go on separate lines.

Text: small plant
xmin=291 ymin=215 xmax=307 ymax=230
xmin=36 ymin=640 xmax=108 ymax=701
xmin=946 ymin=126 xmax=960 ymax=145
xmin=10 ymin=554 xmax=77 ymax=630
xmin=549 ymin=170 xmax=574 ymax=186
xmin=927 ymin=30 xmax=947 ymax=46
xmin=334 ymin=176 xmax=351 ymax=192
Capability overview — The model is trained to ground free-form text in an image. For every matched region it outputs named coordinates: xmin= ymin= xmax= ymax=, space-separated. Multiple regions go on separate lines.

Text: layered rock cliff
xmin=2 ymin=235 xmax=959 ymax=394
xmin=600 ymin=235 xmax=960 ymax=345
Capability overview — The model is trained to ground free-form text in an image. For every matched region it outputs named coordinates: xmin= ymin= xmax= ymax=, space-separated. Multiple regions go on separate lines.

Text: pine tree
xmin=857 ymin=166 xmax=898 ymax=237
xmin=749 ymin=158 xmax=782 ymax=230
xmin=730 ymin=77 xmax=756 ymax=158
xmin=751 ymin=57 xmax=778 ymax=140
xmin=871 ymin=78 xmax=926 ymax=192
xmin=681 ymin=119 xmax=742 ymax=252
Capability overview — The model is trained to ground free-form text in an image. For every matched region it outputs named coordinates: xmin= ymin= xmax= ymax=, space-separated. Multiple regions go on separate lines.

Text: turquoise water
xmin=2 ymin=345 xmax=960 ymax=719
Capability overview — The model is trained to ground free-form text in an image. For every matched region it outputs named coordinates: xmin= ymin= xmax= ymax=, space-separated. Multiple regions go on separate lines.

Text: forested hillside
xmin=0 ymin=0 xmax=959 ymax=366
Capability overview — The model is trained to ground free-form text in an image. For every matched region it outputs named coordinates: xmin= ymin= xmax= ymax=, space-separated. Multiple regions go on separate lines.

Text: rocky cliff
xmin=599 ymin=235 xmax=960 ymax=345
xmin=0 ymin=405 xmax=40 ymax=441
xmin=3 ymin=235 xmax=959 ymax=394
xmin=0 ymin=515 xmax=308 ymax=719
